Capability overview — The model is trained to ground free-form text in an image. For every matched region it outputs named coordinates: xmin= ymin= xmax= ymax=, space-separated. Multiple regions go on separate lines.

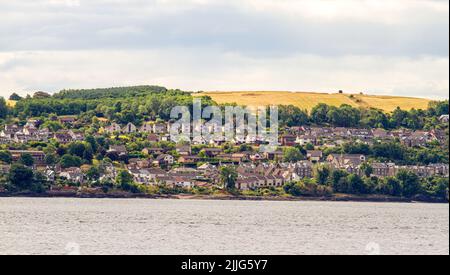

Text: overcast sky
xmin=0 ymin=0 xmax=448 ymax=99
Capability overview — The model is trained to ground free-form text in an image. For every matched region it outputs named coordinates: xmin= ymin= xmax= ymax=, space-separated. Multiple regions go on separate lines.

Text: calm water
xmin=0 ymin=198 xmax=448 ymax=255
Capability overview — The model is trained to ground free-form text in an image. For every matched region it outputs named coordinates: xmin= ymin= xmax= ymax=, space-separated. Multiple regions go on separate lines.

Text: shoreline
xmin=0 ymin=191 xmax=447 ymax=204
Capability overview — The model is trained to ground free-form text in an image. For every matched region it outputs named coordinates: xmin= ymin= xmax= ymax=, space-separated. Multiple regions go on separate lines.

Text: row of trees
xmin=278 ymin=101 xmax=448 ymax=130
xmin=8 ymin=86 xmax=216 ymax=125
xmin=284 ymin=165 xmax=448 ymax=200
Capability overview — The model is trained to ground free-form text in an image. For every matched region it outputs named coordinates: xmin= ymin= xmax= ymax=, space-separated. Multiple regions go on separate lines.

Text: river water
xmin=0 ymin=198 xmax=448 ymax=255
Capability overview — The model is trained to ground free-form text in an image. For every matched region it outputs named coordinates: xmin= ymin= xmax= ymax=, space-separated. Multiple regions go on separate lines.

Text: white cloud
xmin=1 ymin=50 xmax=448 ymax=99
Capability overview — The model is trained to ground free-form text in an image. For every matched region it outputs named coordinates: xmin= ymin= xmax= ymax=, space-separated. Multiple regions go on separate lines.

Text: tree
xmin=0 ymin=97 xmax=8 ymax=119
xmin=115 ymin=170 xmax=134 ymax=190
xmin=9 ymin=164 xmax=34 ymax=190
xmin=344 ymin=143 xmax=372 ymax=155
xmin=45 ymin=153 xmax=58 ymax=166
xmin=60 ymin=154 xmax=83 ymax=168
xmin=9 ymin=93 xmax=23 ymax=101
xmin=85 ymin=135 xmax=98 ymax=153
xmin=327 ymin=105 xmax=361 ymax=128
xmin=279 ymin=105 xmax=309 ymax=127
xmin=361 ymin=108 xmax=390 ymax=129
xmin=361 ymin=163 xmax=374 ymax=178
xmin=428 ymin=100 xmax=449 ymax=116
xmin=347 ymin=174 xmax=367 ymax=194
xmin=372 ymin=142 xmax=405 ymax=161
xmin=0 ymin=151 xmax=12 ymax=164
xmin=314 ymin=165 xmax=331 ymax=185
xmin=311 ymin=103 xmax=330 ymax=124
xmin=32 ymin=172 xmax=49 ymax=193
xmin=42 ymin=121 xmax=63 ymax=132
xmin=431 ymin=178 xmax=449 ymax=200
xmin=396 ymin=170 xmax=421 ymax=197
xmin=86 ymin=166 xmax=100 ymax=181
xmin=220 ymin=166 xmax=238 ymax=190
xmin=383 ymin=177 xmax=403 ymax=197
xmin=68 ymin=142 xmax=86 ymax=158
xmin=330 ymin=170 xmax=349 ymax=192
xmin=283 ymin=147 xmax=304 ymax=162
xmin=19 ymin=153 xmax=34 ymax=167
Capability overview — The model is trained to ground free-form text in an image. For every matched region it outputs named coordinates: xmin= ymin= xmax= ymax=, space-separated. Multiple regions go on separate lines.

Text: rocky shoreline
xmin=0 ymin=191 xmax=447 ymax=204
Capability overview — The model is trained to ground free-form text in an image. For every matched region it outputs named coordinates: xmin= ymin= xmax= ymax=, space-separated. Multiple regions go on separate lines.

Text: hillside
xmin=195 ymin=91 xmax=432 ymax=112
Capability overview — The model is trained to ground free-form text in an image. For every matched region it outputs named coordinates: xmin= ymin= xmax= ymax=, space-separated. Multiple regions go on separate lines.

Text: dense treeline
xmin=10 ymin=87 xmax=216 ymax=124
xmin=283 ymin=166 xmax=448 ymax=200
xmin=53 ymin=85 xmax=172 ymax=99
xmin=279 ymin=100 xmax=449 ymax=130
xmin=4 ymin=85 xmax=449 ymax=132
xmin=339 ymin=141 xmax=448 ymax=165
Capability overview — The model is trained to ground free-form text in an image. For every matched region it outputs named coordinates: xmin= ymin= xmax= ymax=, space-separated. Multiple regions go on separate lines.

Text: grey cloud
xmin=0 ymin=0 xmax=448 ymax=58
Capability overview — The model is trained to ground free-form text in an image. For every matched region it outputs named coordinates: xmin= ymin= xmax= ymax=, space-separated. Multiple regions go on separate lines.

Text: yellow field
xmin=6 ymin=100 xmax=17 ymax=107
xmin=195 ymin=91 xmax=432 ymax=112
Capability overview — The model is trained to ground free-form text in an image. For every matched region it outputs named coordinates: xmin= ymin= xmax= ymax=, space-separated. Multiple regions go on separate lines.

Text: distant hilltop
xmin=6 ymin=86 xmax=437 ymax=113
xmin=195 ymin=91 xmax=433 ymax=113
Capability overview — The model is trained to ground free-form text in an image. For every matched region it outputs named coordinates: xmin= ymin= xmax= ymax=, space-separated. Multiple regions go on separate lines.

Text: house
xmin=9 ymin=150 xmax=46 ymax=164
xmin=280 ymin=134 xmax=297 ymax=146
xmin=129 ymin=169 xmax=153 ymax=184
xmin=99 ymin=163 xmax=117 ymax=181
xmin=194 ymin=136 xmax=209 ymax=145
xmin=128 ymin=158 xmax=153 ymax=169
xmin=104 ymin=123 xmax=122 ymax=134
xmin=1 ymin=125 xmax=22 ymax=139
xmin=307 ymin=150 xmax=323 ymax=162
xmin=217 ymin=153 xmax=249 ymax=163
xmin=142 ymin=148 xmax=165 ymax=155
xmin=439 ymin=115 xmax=449 ymax=123
xmin=14 ymin=133 xmax=39 ymax=144
xmin=401 ymin=131 xmax=430 ymax=147
xmin=261 ymin=150 xmax=283 ymax=161
xmin=371 ymin=163 xmax=397 ymax=177
xmin=153 ymin=154 xmax=174 ymax=166
xmin=130 ymin=168 xmax=170 ymax=185
xmin=53 ymin=132 xmax=73 ymax=144
xmin=297 ymin=134 xmax=319 ymax=146
xmin=122 ymin=123 xmax=137 ymax=134
xmin=69 ymin=130 xmax=85 ymax=141
xmin=176 ymin=145 xmax=192 ymax=156
xmin=108 ymin=145 xmax=128 ymax=156
xmin=59 ymin=167 xmax=84 ymax=184
xmin=147 ymin=134 xmax=160 ymax=143
xmin=58 ymin=116 xmax=76 ymax=124
xmin=140 ymin=123 xmax=154 ymax=133
xmin=198 ymin=163 xmax=217 ymax=171
xmin=372 ymin=129 xmax=392 ymax=140
xmin=178 ymin=155 xmax=201 ymax=165
xmin=153 ymin=123 xmax=169 ymax=134
xmin=348 ymin=128 xmax=373 ymax=141
xmin=249 ymin=153 xmax=265 ymax=162
xmin=327 ymin=154 xmax=366 ymax=173
xmin=430 ymin=129 xmax=447 ymax=145
xmin=202 ymin=148 xmax=222 ymax=158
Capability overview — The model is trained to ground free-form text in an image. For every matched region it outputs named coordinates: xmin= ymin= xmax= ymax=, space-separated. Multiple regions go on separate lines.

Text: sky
xmin=0 ymin=0 xmax=448 ymax=99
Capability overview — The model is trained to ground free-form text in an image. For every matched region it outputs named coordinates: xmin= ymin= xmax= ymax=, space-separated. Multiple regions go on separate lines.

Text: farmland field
xmin=195 ymin=91 xmax=432 ymax=112
xmin=6 ymin=100 xmax=17 ymax=107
